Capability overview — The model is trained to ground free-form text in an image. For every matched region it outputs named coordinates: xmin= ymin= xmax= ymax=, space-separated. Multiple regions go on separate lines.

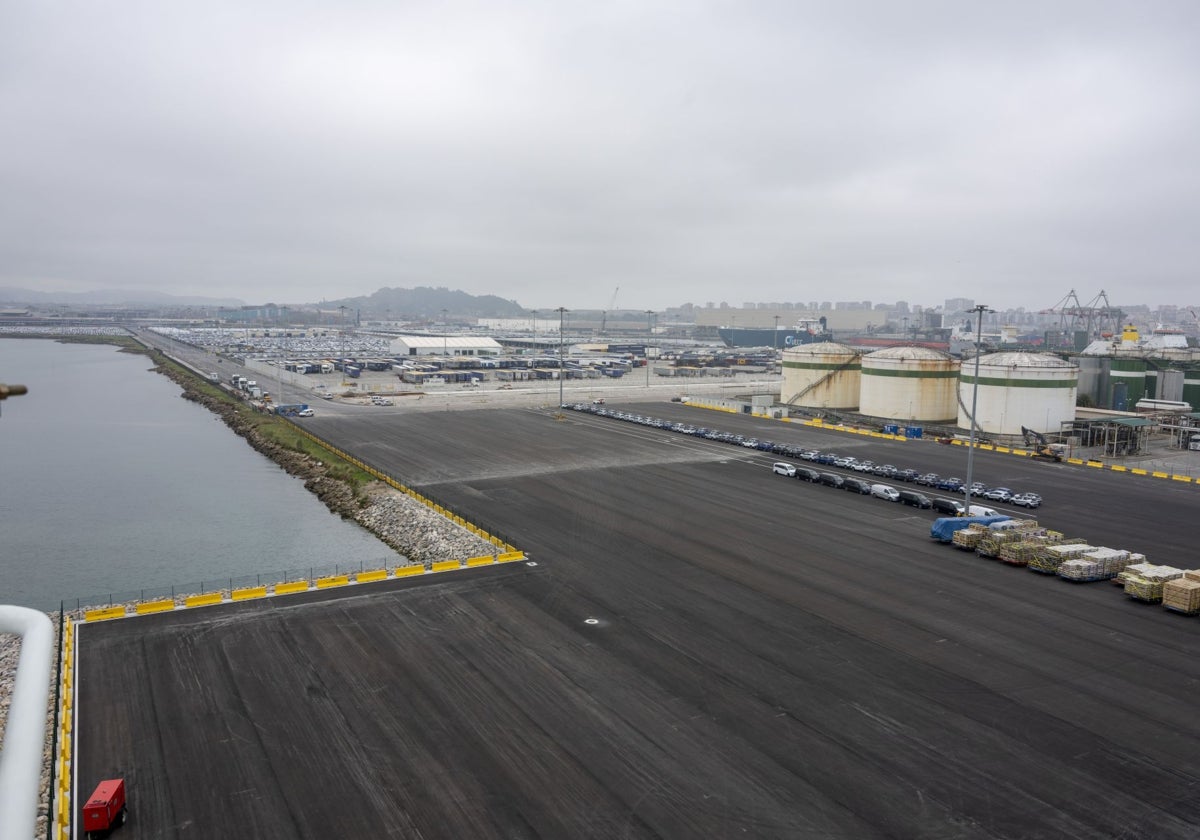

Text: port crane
xmin=1040 ymin=289 xmax=1124 ymax=339
xmin=600 ymin=286 xmax=619 ymax=335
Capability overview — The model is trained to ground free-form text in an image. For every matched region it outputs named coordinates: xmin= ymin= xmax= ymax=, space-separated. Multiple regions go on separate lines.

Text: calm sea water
xmin=0 ymin=339 xmax=397 ymax=610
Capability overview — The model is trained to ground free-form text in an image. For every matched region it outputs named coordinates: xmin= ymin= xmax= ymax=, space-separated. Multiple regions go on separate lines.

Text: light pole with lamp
xmin=773 ymin=314 xmax=780 ymax=351
xmin=441 ymin=309 xmax=448 ymax=361
xmin=963 ymin=304 xmax=994 ymax=512
xmin=645 ymin=310 xmax=655 ymax=387
xmin=556 ymin=307 xmax=568 ymax=406
xmin=338 ymin=305 xmax=348 ymax=383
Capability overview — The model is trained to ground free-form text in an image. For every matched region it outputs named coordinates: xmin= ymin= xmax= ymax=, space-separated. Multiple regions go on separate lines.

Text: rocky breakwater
xmin=154 ymin=355 xmax=498 ymax=565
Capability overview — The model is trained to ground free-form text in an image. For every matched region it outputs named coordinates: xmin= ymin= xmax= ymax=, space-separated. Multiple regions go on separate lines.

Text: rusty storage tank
xmin=781 ymin=342 xmax=861 ymax=409
xmin=957 ymin=351 xmax=1078 ymax=436
xmin=859 ymin=346 xmax=959 ymax=422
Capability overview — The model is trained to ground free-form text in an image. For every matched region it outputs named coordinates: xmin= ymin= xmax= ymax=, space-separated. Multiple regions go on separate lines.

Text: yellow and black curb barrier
xmin=79 ymin=551 xmax=529 ymax=624
xmin=52 ymin=617 xmax=74 ymax=839
xmin=945 ymin=438 xmax=1197 ymax=485
xmin=684 ymin=401 xmax=1197 ymax=485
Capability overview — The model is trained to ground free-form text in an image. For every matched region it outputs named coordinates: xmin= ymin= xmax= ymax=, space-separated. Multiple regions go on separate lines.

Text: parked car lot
xmin=565 ymin=403 xmax=1046 ymax=509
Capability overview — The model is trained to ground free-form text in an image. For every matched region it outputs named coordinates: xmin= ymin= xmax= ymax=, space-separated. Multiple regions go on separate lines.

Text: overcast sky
xmin=3 ymin=1 xmax=1198 ymax=312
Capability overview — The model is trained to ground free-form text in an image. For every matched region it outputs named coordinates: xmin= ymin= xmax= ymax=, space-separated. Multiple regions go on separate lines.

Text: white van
xmin=870 ymin=484 xmax=900 ymax=502
xmin=968 ymin=505 xmax=1000 ymax=517
xmin=772 ymin=462 xmax=797 ymax=477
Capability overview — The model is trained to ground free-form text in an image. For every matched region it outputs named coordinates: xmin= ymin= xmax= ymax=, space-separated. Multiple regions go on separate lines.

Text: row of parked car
xmin=783 ymin=451 xmax=1044 ymax=509
xmin=566 ymin=402 xmax=1043 ymax=511
xmin=770 ymin=461 xmax=1000 ymax=515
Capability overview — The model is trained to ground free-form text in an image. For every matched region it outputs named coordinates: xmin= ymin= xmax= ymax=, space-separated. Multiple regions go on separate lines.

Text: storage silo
xmin=1075 ymin=355 xmax=1106 ymax=407
xmin=1183 ymin=365 xmax=1200 ymax=411
xmin=957 ymin=352 xmax=1077 ymax=436
xmin=859 ymin=346 xmax=958 ymax=422
xmin=781 ymin=342 xmax=861 ymax=409
xmin=1108 ymin=354 xmax=1147 ymax=408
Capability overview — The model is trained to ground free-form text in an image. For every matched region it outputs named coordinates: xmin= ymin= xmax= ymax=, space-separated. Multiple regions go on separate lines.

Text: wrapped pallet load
xmin=976 ymin=521 xmax=1046 ymax=559
xmin=1115 ymin=560 xmax=1156 ymax=588
xmin=1028 ymin=543 xmax=1092 ymax=575
xmin=1124 ymin=565 xmax=1185 ymax=603
xmin=1058 ymin=547 xmax=1133 ymax=582
xmin=998 ymin=533 xmax=1065 ymax=567
xmin=951 ymin=523 xmax=992 ymax=551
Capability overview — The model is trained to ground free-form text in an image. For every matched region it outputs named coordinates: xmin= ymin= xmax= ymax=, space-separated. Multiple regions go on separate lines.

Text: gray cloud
xmin=3 ymin=1 xmax=1198 ymax=311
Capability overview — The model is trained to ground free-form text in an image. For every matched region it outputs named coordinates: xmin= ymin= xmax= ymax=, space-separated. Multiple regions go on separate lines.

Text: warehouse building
xmin=388 ymin=335 xmax=503 ymax=357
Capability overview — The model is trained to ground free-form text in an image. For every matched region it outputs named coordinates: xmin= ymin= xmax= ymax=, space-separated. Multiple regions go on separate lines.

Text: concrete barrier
xmin=356 ymin=569 xmax=388 ymax=583
xmin=274 ymin=581 xmax=310 ymax=595
xmin=432 ymin=560 xmax=461 ymax=573
xmin=232 ymin=586 xmax=268 ymax=601
xmin=136 ymin=599 xmax=176 ymax=615
xmin=316 ymin=575 xmax=350 ymax=589
xmin=394 ymin=565 xmax=424 ymax=577
xmin=466 ymin=555 xmax=495 ymax=567
xmin=184 ymin=593 xmax=223 ymax=608
xmin=497 ymin=551 xmax=525 ymax=563
xmin=83 ymin=606 xmax=127 ymax=622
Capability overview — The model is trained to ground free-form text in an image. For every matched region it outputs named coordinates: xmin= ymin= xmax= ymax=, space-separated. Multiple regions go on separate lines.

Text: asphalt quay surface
xmin=76 ymin=400 xmax=1200 ymax=838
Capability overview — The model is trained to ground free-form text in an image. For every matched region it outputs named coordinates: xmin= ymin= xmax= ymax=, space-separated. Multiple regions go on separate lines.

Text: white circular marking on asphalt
xmin=526 ymin=561 xmax=538 ymax=566
xmin=584 ymin=618 xmax=600 ymax=625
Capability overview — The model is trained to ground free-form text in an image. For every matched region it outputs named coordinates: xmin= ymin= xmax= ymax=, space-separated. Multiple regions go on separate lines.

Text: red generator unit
xmin=82 ymin=778 xmax=127 ymax=838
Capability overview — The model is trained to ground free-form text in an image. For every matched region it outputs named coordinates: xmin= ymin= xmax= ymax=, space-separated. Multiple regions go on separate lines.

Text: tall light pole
xmin=773 ymin=314 xmax=780 ymax=351
xmin=645 ymin=310 xmax=655 ymax=387
xmin=963 ymin=304 xmax=994 ymax=512
xmin=556 ymin=307 xmax=568 ymax=406
xmin=338 ymin=305 xmax=347 ymax=375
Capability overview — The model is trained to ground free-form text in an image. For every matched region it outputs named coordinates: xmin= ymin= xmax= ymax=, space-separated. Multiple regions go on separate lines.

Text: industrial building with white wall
xmin=387 ymin=336 xmax=503 ymax=356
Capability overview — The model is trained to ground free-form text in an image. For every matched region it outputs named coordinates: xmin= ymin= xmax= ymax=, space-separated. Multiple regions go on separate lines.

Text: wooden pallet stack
xmin=951 ymin=523 xmax=992 ymax=551
xmin=1058 ymin=548 xmax=1139 ymax=582
xmin=997 ymin=532 xmax=1065 ymax=566
xmin=976 ymin=523 xmax=1048 ymax=559
xmin=1027 ymin=543 xmax=1093 ymax=575
xmin=1163 ymin=571 xmax=1200 ymax=615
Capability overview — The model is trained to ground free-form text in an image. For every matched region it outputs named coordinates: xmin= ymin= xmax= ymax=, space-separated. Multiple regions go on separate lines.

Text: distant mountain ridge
xmin=0 ymin=284 xmax=527 ymax=317
xmin=325 ymin=286 xmax=526 ymax=319
xmin=0 ymin=287 xmax=244 ymax=307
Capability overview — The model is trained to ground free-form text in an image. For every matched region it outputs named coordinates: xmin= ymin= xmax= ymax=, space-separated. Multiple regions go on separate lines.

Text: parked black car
xmin=898 ymin=490 xmax=932 ymax=508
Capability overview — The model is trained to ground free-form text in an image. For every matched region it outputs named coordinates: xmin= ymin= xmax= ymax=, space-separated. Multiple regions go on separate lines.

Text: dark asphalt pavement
xmin=77 ymin=401 xmax=1200 ymax=839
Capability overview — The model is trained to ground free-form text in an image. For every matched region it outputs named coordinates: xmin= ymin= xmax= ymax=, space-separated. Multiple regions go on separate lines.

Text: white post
xmin=0 ymin=606 xmax=54 ymax=840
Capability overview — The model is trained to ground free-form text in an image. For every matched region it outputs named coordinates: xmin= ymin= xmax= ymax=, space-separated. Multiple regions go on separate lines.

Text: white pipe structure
xmin=0 ymin=606 xmax=54 ymax=840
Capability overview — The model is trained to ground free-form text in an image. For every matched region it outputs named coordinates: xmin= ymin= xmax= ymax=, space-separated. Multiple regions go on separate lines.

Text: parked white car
xmin=870 ymin=484 xmax=900 ymax=502
xmin=772 ymin=462 xmax=797 ymax=477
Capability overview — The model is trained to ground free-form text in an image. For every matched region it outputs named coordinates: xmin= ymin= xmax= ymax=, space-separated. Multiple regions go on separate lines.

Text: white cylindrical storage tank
xmin=781 ymin=342 xmax=861 ymax=409
xmin=957 ymin=351 xmax=1077 ymax=436
xmin=859 ymin=346 xmax=959 ymax=422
